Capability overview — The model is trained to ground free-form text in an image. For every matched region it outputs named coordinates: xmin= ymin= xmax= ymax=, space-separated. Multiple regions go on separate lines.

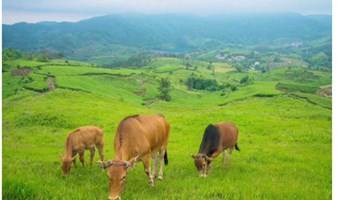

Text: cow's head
xmin=98 ymin=156 xmax=138 ymax=200
xmin=61 ymin=155 xmax=76 ymax=175
xmin=191 ymin=154 xmax=212 ymax=177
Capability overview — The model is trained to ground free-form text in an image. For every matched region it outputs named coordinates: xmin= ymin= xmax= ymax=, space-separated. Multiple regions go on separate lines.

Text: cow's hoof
xmin=149 ymin=179 xmax=155 ymax=187
xmin=158 ymin=176 xmax=163 ymax=180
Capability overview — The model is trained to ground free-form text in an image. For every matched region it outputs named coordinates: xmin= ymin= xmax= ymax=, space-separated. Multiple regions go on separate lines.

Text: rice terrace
xmin=1 ymin=4 xmax=333 ymax=200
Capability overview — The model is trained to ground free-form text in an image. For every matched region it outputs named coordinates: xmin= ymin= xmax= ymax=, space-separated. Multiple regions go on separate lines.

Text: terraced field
xmin=2 ymin=57 xmax=332 ymax=199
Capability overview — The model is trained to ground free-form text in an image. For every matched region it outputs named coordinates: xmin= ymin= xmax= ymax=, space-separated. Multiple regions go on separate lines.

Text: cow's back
xmin=70 ymin=126 xmax=103 ymax=150
xmin=115 ymin=115 xmax=169 ymax=158
xmin=137 ymin=115 xmax=169 ymax=151
xmin=215 ymin=123 xmax=238 ymax=149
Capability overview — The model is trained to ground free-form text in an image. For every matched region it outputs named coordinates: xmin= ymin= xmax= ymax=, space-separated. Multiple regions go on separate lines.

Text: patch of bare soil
xmin=47 ymin=77 xmax=56 ymax=91
xmin=317 ymin=86 xmax=332 ymax=97
xmin=11 ymin=67 xmax=32 ymax=76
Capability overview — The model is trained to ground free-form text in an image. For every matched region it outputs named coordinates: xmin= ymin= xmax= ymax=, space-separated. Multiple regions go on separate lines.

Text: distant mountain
xmin=3 ymin=13 xmax=331 ymax=62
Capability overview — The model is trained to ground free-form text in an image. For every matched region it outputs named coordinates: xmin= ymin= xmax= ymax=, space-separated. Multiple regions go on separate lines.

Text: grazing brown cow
xmin=98 ymin=114 xmax=170 ymax=200
xmin=61 ymin=126 xmax=104 ymax=175
xmin=192 ymin=122 xmax=239 ymax=177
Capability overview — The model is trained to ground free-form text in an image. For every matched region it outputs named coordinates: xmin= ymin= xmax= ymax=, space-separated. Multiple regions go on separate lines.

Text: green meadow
xmin=2 ymin=57 xmax=331 ymax=199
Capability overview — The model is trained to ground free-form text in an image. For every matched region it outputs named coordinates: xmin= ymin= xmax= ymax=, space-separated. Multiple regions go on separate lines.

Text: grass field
xmin=2 ymin=57 xmax=332 ymax=199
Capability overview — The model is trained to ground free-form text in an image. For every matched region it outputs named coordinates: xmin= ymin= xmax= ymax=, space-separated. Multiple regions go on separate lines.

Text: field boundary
xmin=287 ymin=93 xmax=331 ymax=110
xmin=218 ymin=93 xmax=282 ymax=106
xmin=57 ymin=86 xmax=91 ymax=93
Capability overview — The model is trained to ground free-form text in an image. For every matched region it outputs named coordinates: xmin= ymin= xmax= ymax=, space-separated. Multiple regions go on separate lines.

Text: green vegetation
xmin=2 ymin=55 xmax=331 ymax=200
xmin=158 ymin=78 xmax=172 ymax=101
xmin=3 ymin=14 xmax=331 ymax=68
xmin=185 ymin=75 xmax=222 ymax=91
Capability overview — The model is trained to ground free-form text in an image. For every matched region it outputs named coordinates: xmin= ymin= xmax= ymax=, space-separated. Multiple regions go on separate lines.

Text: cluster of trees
xmin=32 ymin=51 xmax=64 ymax=62
xmin=2 ymin=48 xmax=22 ymax=61
xmin=124 ymin=53 xmax=152 ymax=67
xmin=106 ymin=53 xmax=153 ymax=68
xmin=306 ymin=52 xmax=330 ymax=70
xmin=184 ymin=73 xmax=254 ymax=94
xmin=155 ymin=74 xmax=253 ymax=101
xmin=185 ymin=75 xmax=222 ymax=91
xmin=2 ymin=48 xmax=64 ymax=62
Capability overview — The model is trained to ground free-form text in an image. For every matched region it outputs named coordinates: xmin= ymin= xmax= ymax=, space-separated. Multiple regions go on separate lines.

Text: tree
xmin=158 ymin=78 xmax=171 ymax=101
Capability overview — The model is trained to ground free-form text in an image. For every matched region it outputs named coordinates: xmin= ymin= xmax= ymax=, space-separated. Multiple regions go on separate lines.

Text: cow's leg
xmin=79 ymin=150 xmax=85 ymax=166
xmin=142 ymin=154 xmax=154 ymax=186
xmin=72 ymin=151 xmax=77 ymax=167
xmin=223 ymin=150 xmax=227 ymax=165
xmin=228 ymin=147 xmax=233 ymax=155
xmin=90 ymin=147 xmax=95 ymax=166
xmin=152 ymin=152 xmax=159 ymax=179
xmin=158 ymin=149 xmax=165 ymax=180
xmin=228 ymin=148 xmax=233 ymax=164
xmin=96 ymin=143 xmax=104 ymax=161
xmin=204 ymin=162 xmax=209 ymax=177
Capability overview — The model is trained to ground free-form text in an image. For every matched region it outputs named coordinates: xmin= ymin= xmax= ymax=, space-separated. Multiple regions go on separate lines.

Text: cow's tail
xmin=235 ymin=143 xmax=240 ymax=151
xmin=164 ymin=150 xmax=168 ymax=165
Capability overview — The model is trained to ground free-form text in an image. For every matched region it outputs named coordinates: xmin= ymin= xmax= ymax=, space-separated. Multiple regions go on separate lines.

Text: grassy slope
xmin=2 ymin=57 xmax=332 ymax=200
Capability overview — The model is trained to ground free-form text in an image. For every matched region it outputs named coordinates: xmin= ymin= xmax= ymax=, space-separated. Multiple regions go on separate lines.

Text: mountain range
xmin=3 ymin=13 xmax=332 ymax=63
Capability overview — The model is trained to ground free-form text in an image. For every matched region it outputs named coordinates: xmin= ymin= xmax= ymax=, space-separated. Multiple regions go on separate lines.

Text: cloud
xmin=2 ymin=0 xmax=332 ymax=24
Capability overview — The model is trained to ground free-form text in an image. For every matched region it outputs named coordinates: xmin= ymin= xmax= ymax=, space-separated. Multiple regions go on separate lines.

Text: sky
xmin=2 ymin=0 xmax=332 ymax=24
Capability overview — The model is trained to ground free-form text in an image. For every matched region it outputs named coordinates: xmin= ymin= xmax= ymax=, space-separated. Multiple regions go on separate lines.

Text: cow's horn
xmin=97 ymin=160 xmax=113 ymax=169
xmin=126 ymin=155 xmax=140 ymax=168
xmin=205 ymin=156 xmax=213 ymax=161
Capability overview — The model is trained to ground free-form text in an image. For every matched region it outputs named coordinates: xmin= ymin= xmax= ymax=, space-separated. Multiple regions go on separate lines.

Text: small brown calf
xmin=61 ymin=126 xmax=104 ymax=175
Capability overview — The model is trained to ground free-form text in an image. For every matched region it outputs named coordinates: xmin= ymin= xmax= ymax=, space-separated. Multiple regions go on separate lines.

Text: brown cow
xmin=192 ymin=122 xmax=240 ymax=177
xmin=61 ymin=126 xmax=104 ymax=175
xmin=98 ymin=114 xmax=170 ymax=200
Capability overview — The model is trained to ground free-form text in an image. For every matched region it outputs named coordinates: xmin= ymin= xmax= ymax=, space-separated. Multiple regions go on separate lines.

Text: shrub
xmin=240 ymin=75 xmax=249 ymax=84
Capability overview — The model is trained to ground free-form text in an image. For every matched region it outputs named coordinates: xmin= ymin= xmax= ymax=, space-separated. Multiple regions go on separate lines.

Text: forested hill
xmin=3 ymin=13 xmax=331 ymax=59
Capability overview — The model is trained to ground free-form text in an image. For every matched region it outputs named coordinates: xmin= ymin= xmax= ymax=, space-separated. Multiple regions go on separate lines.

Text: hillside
xmin=3 ymin=13 xmax=331 ymax=63
xmin=2 ymin=56 xmax=332 ymax=199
